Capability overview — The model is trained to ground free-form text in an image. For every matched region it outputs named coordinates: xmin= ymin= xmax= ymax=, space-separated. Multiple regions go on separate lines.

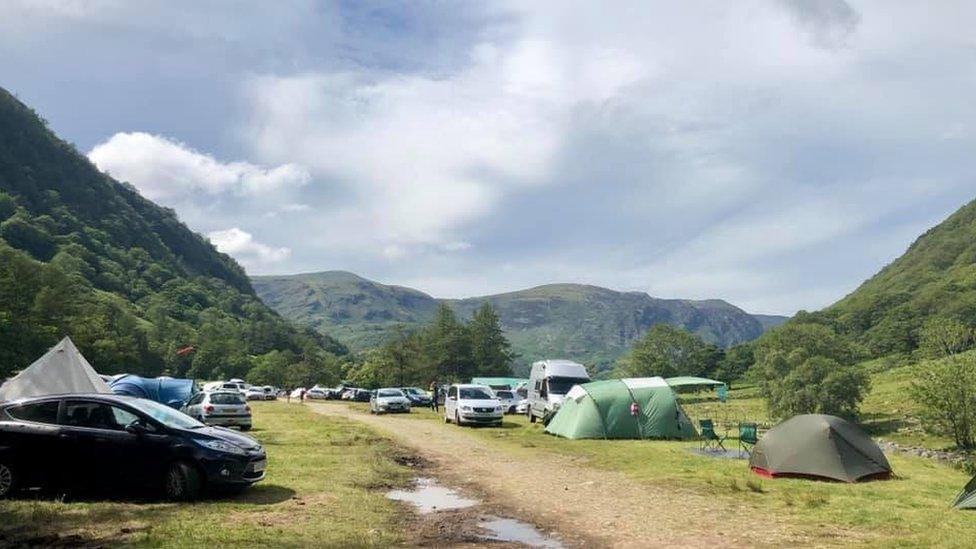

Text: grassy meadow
xmin=0 ymin=402 xmax=413 ymax=548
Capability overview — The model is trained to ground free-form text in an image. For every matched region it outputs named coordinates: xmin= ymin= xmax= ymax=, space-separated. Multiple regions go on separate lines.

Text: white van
xmin=526 ymin=359 xmax=590 ymax=424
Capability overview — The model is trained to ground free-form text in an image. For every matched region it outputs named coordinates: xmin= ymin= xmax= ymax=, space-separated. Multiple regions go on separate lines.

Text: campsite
xmin=5 ymin=2 xmax=976 ymax=547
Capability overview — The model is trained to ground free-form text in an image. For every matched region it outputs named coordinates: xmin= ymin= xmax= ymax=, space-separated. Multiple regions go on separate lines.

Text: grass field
xmin=391 ymin=403 xmax=976 ymax=548
xmin=0 ymin=402 xmax=413 ymax=548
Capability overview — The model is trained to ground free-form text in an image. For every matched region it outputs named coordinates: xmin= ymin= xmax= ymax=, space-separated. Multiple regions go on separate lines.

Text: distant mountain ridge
xmin=252 ymin=271 xmax=786 ymax=372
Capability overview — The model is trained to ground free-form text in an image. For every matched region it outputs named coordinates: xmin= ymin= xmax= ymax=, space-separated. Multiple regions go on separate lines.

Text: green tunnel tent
xmin=749 ymin=414 xmax=892 ymax=483
xmin=953 ymin=475 xmax=976 ymax=509
xmin=545 ymin=377 xmax=697 ymax=440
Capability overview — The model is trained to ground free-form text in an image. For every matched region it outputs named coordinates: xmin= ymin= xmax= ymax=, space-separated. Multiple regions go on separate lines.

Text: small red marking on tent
xmin=176 ymin=345 xmax=196 ymax=356
xmin=751 ymin=467 xmax=775 ymax=478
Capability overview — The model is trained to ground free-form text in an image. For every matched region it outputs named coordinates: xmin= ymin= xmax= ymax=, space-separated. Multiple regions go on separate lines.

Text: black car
xmin=0 ymin=394 xmax=266 ymax=500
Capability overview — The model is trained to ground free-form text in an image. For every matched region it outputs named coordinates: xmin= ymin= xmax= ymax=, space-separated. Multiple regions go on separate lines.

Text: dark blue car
xmin=0 ymin=393 xmax=265 ymax=500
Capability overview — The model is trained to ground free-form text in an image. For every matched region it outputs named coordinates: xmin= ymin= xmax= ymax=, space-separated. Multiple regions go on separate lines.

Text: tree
xmin=910 ymin=353 xmax=976 ymax=449
xmin=754 ymin=323 xmax=869 ymax=420
xmin=615 ymin=324 xmax=721 ymax=378
xmin=426 ymin=303 xmax=472 ymax=381
xmin=714 ymin=343 xmax=753 ymax=387
xmin=468 ymin=303 xmax=515 ymax=376
xmin=918 ymin=317 xmax=973 ymax=358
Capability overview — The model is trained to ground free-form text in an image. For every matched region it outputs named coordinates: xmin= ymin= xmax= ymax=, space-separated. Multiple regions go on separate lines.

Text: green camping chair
xmin=699 ymin=419 xmax=727 ymax=451
xmin=739 ymin=422 xmax=758 ymax=456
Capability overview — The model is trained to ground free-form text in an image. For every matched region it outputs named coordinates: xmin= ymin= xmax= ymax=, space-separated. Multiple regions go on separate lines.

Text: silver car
xmin=181 ymin=391 xmax=252 ymax=431
xmin=370 ymin=388 xmax=411 ymax=414
xmin=494 ymin=389 xmax=518 ymax=414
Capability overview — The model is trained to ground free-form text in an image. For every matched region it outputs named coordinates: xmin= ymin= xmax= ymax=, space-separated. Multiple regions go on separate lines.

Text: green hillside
xmin=818 ymin=197 xmax=976 ymax=357
xmin=0 ymin=87 xmax=344 ymax=379
xmin=252 ymin=271 xmax=785 ymax=372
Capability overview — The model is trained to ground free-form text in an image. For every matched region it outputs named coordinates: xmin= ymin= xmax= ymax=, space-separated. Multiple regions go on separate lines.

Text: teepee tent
xmin=0 ymin=337 xmax=111 ymax=401
xmin=545 ymin=377 xmax=696 ymax=440
xmin=749 ymin=414 xmax=892 ymax=483
xmin=952 ymin=475 xmax=976 ymax=509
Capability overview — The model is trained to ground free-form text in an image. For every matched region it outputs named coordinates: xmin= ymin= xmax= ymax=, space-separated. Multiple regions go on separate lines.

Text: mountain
xmin=820 ymin=197 xmax=976 ymax=356
xmin=0 ymin=87 xmax=343 ymax=378
xmin=252 ymin=271 xmax=783 ymax=371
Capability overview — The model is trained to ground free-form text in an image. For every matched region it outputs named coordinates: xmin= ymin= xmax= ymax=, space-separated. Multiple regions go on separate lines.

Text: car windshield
xmin=221 ymin=384 xmax=238 ymax=390
xmin=210 ymin=393 xmax=245 ymax=405
xmin=459 ymin=387 xmax=493 ymax=400
xmin=378 ymin=389 xmax=403 ymax=397
xmin=126 ymin=398 xmax=205 ymax=430
xmin=403 ymin=388 xmax=422 ymax=395
xmin=547 ymin=377 xmax=590 ymax=395
xmin=496 ymin=390 xmax=514 ymax=399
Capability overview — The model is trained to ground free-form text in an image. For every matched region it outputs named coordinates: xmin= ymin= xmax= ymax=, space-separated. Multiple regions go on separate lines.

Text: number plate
xmin=250 ymin=460 xmax=266 ymax=473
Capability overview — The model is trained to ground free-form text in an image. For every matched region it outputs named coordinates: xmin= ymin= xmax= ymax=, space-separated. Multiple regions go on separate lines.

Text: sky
xmin=1 ymin=0 xmax=975 ymax=315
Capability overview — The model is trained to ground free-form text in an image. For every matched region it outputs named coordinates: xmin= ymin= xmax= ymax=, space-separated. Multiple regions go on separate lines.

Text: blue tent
xmin=109 ymin=374 xmax=196 ymax=408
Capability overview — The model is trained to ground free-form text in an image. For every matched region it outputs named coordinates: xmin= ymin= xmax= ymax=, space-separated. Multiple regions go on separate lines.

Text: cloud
xmin=7 ymin=1 xmax=976 ymax=312
xmin=208 ymin=227 xmax=291 ymax=271
xmin=88 ymin=132 xmax=310 ymax=203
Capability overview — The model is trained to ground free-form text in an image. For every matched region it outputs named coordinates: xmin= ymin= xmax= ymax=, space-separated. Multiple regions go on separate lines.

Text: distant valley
xmin=252 ymin=271 xmax=786 ymax=373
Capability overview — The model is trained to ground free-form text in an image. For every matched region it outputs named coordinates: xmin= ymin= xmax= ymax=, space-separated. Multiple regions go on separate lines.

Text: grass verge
xmin=0 ymin=402 xmax=412 ymax=548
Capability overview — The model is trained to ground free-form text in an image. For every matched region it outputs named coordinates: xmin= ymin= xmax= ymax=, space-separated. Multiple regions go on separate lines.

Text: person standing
xmin=428 ymin=380 xmax=439 ymax=413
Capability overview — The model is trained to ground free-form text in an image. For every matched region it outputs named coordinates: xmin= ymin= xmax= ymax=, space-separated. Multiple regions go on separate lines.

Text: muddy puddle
xmin=388 ymin=477 xmax=565 ymax=548
xmin=386 ymin=477 xmax=477 ymax=513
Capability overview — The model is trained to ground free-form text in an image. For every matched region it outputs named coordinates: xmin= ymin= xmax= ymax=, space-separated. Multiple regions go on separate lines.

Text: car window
xmin=378 ymin=389 xmax=403 ymax=397
xmin=460 ymin=388 xmax=493 ymax=399
xmin=448 ymin=386 xmax=457 ymax=398
xmin=210 ymin=393 xmax=245 ymax=405
xmin=63 ymin=401 xmax=127 ymax=431
xmin=6 ymin=401 xmax=59 ymax=424
xmin=188 ymin=393 xmax=203 ymax=406
xmin=111 ymin=406 xmax=140 ymax=428
xmin=497 ymin=391 xmax=514 ymax=399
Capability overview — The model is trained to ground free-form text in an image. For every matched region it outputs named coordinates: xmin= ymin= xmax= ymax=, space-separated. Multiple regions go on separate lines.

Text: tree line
xmin=332 ymin=302 xmax=516 ymax=389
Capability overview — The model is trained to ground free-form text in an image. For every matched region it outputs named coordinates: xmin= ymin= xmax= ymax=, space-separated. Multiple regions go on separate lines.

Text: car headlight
xmin=196 ymin=438 xmax=246 ymax=456
xmin=461 ymin=406 xmax=471 ymax=411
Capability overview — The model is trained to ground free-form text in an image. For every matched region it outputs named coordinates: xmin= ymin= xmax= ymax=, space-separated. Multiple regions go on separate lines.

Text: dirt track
xmin=310 ymin=403 xmax=804 ymax=548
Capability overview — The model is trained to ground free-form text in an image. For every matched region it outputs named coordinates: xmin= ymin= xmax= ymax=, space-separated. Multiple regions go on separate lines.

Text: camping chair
xmin=699 ymin=419 xmax=727 ymax=452
xmin=739 ymin=422 xmax=759 ymax=456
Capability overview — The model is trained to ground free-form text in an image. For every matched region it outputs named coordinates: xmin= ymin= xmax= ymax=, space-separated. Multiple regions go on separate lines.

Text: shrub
xmin=910 ymin=353 xmax=976 ymax=449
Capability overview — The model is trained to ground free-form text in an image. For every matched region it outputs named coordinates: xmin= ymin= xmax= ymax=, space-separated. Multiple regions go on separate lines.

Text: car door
xmin=183 ymin=393 xmax=204 ymax=419
xmin=60 ymin=400 xmax=147 ymax=492
xmin=1 ymin=399 xmax=64 ymax=489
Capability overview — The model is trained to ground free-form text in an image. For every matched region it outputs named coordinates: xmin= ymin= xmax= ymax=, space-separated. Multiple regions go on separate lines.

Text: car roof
xmin=1 ymin=393 xmax=142 ymax=407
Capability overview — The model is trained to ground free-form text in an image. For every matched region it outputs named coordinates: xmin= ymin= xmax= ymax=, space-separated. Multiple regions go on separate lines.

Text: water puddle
xmin=387 ymin=477 xmax=565 ymax=547
xmin=386 ymin=477 xmax=477 ymax=513
xmin=478 ymin=515 xmax=565 ymax=548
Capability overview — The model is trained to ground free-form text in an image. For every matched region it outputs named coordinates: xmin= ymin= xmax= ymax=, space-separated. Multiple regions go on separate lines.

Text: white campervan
xmin=526 ymin=359 xmax=590 ymax=424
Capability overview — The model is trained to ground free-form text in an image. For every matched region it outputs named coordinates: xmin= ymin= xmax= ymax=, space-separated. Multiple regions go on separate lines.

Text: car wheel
xmin=455 ymin=411 xmax=463 ymax=426
xmin=444 ymin=413 xmax=451 ymax=423
xmin=0 ymin=461 xmax=17 ymax=498
xmin=528 ymin=410 xmax=536 ymax=423
xmin=164 ymin=461 xmax=202 ymax=501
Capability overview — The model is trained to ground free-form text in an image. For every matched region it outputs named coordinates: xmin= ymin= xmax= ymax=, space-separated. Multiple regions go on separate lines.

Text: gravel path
xmin=310 ymin=403 xmax=803 ymax=548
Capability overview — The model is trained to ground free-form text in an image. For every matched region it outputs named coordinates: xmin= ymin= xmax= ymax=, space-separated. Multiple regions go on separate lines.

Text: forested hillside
xmin=253 ymin=271 xmax=785 ymax=372
xmin=0 ymin=87 xmax=344 ymax=381
xmin=783 ymin=197 xmax=976 ymax=359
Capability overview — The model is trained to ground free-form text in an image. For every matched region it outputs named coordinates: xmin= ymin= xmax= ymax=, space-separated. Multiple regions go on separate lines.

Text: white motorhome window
xmin=546 ymin=377 xmax=590 ymax=395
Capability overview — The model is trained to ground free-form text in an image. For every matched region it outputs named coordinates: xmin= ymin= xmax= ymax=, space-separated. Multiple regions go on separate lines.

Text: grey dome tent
xmin=953 ymin=476 xmax=976 ymax=509
xmin=749 ymin=414 xmax=892 ymax=483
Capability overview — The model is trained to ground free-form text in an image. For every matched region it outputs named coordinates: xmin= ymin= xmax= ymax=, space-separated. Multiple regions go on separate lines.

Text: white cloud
xmin=88 ymin=132 xmax=309 ymax=203
xmin=208 ymin=228 xmax=290 ymax=271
